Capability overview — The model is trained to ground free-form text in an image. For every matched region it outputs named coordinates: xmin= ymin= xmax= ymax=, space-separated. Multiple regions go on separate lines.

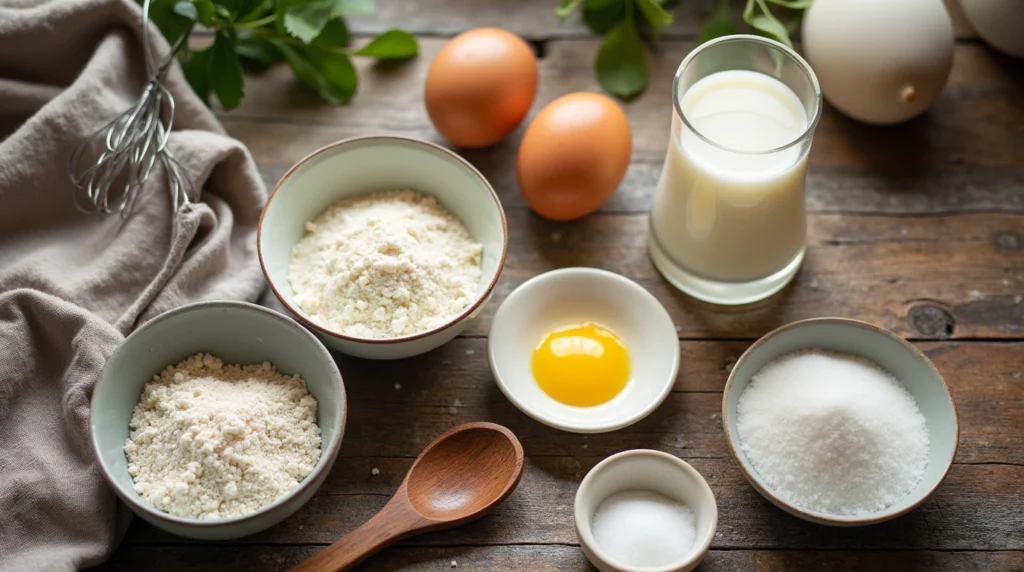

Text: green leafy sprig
xmin=145 ymin=0 xmax=419 ymax=110
xmin=556 ymin=0 xmax=808 ymax=99
xmin=700 ymin=0 xmax=809 ymax=46
xmin=556 ymin=0 xmax=674 ymax=99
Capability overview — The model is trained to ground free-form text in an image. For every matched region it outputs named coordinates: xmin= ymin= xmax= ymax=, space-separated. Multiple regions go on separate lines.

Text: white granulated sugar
xmin=289 ymin=189 xmax=483 ymax=339
xmin=124 ymin=354 xmax=321 ymax=520
xmin=592 ymin=490 xmax=696 ymax=568
xmin=736 ymin=350 xmax=930 ymax=516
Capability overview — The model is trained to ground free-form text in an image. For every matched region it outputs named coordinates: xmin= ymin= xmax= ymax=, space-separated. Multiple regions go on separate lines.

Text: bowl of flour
xmin=258 ymin=136 xmax=507 ymax=360
xmin=90 ymin=301 xmax=346 ymax=540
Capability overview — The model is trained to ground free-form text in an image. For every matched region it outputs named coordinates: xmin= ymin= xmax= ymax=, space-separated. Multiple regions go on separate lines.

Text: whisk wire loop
xmin=69 ymin=0 xmax=196 ymax=220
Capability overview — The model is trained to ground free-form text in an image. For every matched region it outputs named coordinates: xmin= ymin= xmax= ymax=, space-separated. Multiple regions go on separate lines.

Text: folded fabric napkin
xmin=0 ymin=0 xmax=268 ymax=569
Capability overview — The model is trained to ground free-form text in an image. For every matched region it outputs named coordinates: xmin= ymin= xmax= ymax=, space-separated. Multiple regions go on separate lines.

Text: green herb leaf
xmin=308 ymin=48 xmax=358 ymax=103
xmin=173 ymin=1 xmax=198 ymax=20
xmin=284 ymin=0 xmax=336 ymax=43
xmin=354 ymin=29 xmax=418 ymax=60
xmin=337 ymin=0 xmax=374 ymax=15
xmin=698 ymin=0 xmax=734 ymax=44
xmin=582 ymin=0 xmax=625 ymax=35
xmin=236 ymin=36 xmax=284 ymax=70
xmin=785 ymin=12 xmax=801 ymax=33
xmin=277 ymin=42 xmax=327 ymax=94
xmin=237 ymin=0 xmax=267 ymax=21
xmin=312 ymin=18 xmax=350 ymax=48
xmin=764 ymin=0 xmax=810 ymax=8
xmin=276 ymin=42 xmax=357 ymax=104
xmin=555 ymin=0 xmax=582 ymax=18
xmin=144 ymin=0 xmax=193 ymax=46
xmin=635 ymin=0 xmax=673 ymax=42
xmin=742 ymin=0 xmax=756 ymax=23
xmin=184 ymin=46 xmax=214 ymax=104
xmin=209 ymin=30 xmax=245 ymax=109
xmin=213 ymin=0 xmax=241 ymax=14
xmin=748 ymin=13 xmax=792 ymax=46
xmin=596 ymin=19 xmax=647 ymax=98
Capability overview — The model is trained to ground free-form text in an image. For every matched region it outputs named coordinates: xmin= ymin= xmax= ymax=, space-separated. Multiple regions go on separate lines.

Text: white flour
xmin=124 ymin=354 xmax=321 ymax=520
xmin=288 ymin=189 xmax=483 ymax=338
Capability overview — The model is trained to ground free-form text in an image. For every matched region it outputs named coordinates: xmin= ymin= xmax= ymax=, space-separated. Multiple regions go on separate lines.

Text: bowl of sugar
xmin=723 ymin=317 xmax=958 ymax=526
xmin=574 ymin=449 xmax=718 ymax=572
xmin=259 ymin=135 xmax=507 ymax=360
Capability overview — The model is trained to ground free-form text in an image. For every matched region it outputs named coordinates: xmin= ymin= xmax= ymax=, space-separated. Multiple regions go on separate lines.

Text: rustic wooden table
xmin=99 ymin=1 xmax=1024 ymax=570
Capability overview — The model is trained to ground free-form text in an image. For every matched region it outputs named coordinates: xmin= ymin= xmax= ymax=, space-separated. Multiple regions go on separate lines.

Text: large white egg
xmin=961 ymin=0 xmax=1024 ymax=58
xmin=802 ymin=0 xmax=955 ymax=125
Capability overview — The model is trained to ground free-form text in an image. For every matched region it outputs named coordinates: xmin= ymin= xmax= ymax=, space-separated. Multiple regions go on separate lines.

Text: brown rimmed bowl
xmin=258 ymin=136 xmax=508 ymax=360
xmin=722 ymin=317 xmax=959 ymax=526
xmin=90 ymin=301 xmax=346 ymax=540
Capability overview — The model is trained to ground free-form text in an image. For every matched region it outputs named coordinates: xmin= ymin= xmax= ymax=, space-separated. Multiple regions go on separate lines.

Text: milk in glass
xmin=651 ymin=70 xmax=809 ymax=283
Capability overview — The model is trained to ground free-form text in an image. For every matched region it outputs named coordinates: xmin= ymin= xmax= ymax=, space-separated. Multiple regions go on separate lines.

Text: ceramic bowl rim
xmin=487 ymin=267 xmax=680 ymax=434
xmin=89 ymin=300 xmax=347 ymax=529
xmin=257 ymin=135 xmax=509 ymax=345
xmin=573 ymin=449 xmax=719 ymax=572
xmin=721 ymin=316 xmax=960 ymax=526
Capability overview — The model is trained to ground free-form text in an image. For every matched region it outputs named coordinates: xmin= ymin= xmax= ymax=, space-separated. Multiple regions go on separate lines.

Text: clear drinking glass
xmin=647 ymin=35 xmax=822 ymax=305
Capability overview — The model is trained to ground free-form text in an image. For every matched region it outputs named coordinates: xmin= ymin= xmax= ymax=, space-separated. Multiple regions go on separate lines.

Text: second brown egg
xmin=517 ymin=92 xmax=632 ymax=221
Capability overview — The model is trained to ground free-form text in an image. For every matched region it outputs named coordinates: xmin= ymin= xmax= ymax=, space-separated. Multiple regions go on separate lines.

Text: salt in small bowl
xmin=574 ymin=449 xmax=718 ymax=572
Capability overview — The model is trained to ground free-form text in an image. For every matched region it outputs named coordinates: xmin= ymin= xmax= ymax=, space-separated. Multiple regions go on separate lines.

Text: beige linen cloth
xmin=0 ymin=0 xmax=268 ymax=569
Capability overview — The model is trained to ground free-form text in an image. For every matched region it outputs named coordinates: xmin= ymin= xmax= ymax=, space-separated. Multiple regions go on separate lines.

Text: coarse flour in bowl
xmin=124 ymin=353 xmax=322 ymax=520
xmin=288 ymin=189 xmax=483 ymax=339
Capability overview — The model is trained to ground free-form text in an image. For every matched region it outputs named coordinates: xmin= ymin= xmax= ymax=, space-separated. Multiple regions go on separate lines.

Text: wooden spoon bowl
xmin=291 ymin=422 xmax=524 ymax=572
xmin=407 ymin=425 xmax=522 ymax=520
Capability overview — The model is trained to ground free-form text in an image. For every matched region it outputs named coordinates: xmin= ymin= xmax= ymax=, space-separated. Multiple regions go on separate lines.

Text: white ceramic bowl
xmin=488 ymin=267 xmax=679 ymax=433
xmin=259 ymin=136 xmax=508 ymax=360
xmin=90 ymin=301 xmax=346 ymax=540
xmin=575 ymin=450 xmax=718 ymax=572
xmin=723 ymin=317 xmax=959 ymax=526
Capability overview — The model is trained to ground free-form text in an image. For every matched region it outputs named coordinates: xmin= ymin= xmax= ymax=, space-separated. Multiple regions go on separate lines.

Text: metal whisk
xmin=69 ymin=0 xmax=195 ymax=218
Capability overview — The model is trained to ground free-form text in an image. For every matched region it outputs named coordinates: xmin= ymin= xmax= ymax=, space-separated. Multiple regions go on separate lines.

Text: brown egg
xmin=517 ymin=92 xmax=632 ymax=221
xmin=424 ymin=28 xmax=538 ymax=148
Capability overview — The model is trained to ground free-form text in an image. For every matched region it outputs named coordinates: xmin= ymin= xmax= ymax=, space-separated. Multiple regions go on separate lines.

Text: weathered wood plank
xmin=342 ymin=0 xmax=978 ymax=40
xmin=259 ymin=210 xmax=1024 ymax=340
xmin=332 ymin=340 xmax=1024 ymax=466
xmin=122 ymin=339 xmax=1024 ymax=550
xmin=225 ymin=42 xmax=1024 ymax=214
xmin=120 ymin=461 xmax=1024 ymax=550
xmin=95 ymin=545 xmax=1024 ymax=572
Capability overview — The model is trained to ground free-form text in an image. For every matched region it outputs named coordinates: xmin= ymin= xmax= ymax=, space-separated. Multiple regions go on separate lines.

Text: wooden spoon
xmin=290 ymin=422 xmax=525 ymax=572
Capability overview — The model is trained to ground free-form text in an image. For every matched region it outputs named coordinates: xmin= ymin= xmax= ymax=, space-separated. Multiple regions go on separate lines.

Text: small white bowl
xmin=487 ymin=267 xmax=679 ymax=433
xmin=91 ymin=301 xmax=345 ymax=540
xmin=723 ymin=317 xmax=959 ymax=526
xmin=575 ymin=450 xmax=718 ymax=572
xmin=259 ymin=136 xmax=507 ymax=360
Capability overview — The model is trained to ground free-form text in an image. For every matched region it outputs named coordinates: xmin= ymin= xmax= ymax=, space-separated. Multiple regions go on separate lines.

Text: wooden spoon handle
xmin=289 ymin=493 xmax=426 ymax=572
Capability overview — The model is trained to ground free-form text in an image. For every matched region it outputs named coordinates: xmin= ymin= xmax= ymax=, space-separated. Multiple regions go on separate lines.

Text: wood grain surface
xmin=97 ymin=1 xmax=1023 ymax=570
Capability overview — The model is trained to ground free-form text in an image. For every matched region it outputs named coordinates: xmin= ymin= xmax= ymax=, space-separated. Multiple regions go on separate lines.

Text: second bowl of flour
xmin=259 ymin=136 xmax=508 ymax=359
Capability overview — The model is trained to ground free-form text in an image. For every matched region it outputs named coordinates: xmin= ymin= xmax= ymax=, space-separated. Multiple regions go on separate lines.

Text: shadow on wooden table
xmin=662 ymin=270 xmax=799 ymax=339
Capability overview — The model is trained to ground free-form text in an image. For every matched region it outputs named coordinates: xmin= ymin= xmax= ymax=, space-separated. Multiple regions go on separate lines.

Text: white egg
xmin=961 ymin=0 xmax=1024 ymax=58
xmin=802 ymin=0 xmax=955 ymax=125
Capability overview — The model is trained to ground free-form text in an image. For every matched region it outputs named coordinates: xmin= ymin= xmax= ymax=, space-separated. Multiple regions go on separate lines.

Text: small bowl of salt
xmin=723 ymin=317 xmax=959 ymax=526
xmin=574 ymin=449 xmax=718 ymax=572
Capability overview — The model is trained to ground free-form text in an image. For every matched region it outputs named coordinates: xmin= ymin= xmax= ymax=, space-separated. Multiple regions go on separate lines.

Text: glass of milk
xmin=648 ymin=35 xmax=822 ymax=305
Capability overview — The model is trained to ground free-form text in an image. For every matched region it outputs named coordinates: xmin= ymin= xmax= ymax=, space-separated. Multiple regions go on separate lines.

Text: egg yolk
xmin=531 ymin=322 xmax=630 ymax=407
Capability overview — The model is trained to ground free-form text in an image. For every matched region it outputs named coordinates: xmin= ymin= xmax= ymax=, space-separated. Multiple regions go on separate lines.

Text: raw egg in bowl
xmin=488 ymin=268 xmax=680 ymax=433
